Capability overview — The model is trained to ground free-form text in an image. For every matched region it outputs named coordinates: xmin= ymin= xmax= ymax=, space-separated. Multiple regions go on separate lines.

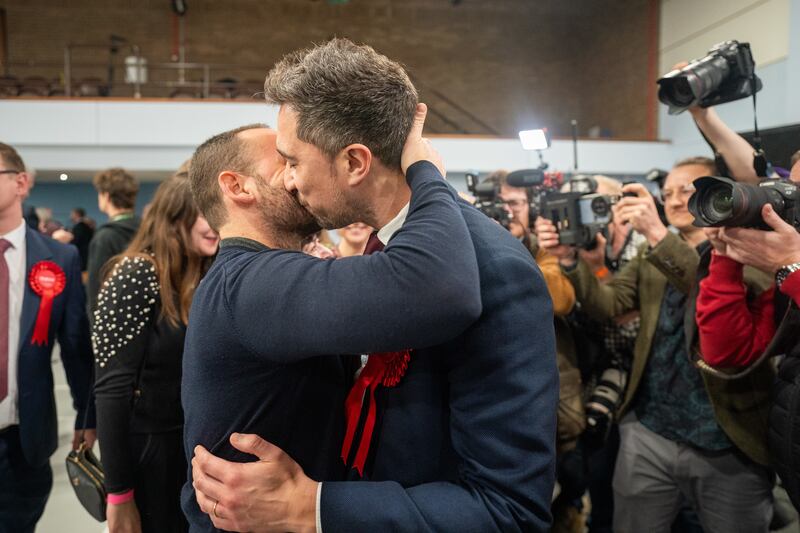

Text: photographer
xmin=535 ymin=176 xmax=647 ymax=533
xmin=695 ymin=150 xmax=800 ymax=509
xmin=538 ymin=157 xmax=775 ymax=533
xmin=487 ymin=170 xmax=577 ymax=316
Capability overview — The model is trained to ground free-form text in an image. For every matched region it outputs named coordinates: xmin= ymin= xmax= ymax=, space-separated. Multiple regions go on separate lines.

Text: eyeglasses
xmin=0 ymin=170 xmax=21 ymax=176
xmin=662 ymin=183 xmax=696 ymax=200
xmin=501 ymin=199 xmax=528 ymax=209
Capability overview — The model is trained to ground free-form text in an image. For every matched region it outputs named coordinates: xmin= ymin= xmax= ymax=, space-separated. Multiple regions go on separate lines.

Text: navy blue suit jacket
xmin=320 ymin=203 xmax=558 ymax=532
xmin=17 ymin=227 xmax=94 ymax=467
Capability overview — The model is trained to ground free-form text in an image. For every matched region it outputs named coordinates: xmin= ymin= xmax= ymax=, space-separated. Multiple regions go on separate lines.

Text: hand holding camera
xmin=534 ymin=216 xmax=577 ymax=266
xmin=718 ymin=204 xmax=800 ymax=274
xmin=615 ymin=183 xmax=669 ymax=247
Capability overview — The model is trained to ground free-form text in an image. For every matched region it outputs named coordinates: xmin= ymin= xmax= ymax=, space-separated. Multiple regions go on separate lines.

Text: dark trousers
xmin=0 ymin=426 xmax=52 ymax=533
xmin=130 ymin=429 xmax=188 ymax=533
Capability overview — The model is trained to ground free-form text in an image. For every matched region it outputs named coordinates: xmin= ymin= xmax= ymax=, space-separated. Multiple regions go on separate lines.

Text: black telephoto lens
xmin=689 ymin=176 xmax=792 ymax=229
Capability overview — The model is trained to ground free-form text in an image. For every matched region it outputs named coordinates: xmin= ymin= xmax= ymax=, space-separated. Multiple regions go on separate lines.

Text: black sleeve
xmin=86 ymin=228 xmax=119 ymax=317
xmin=226 ymin=161 xmax=483 ymax=362
xmin=93 ymin=257 xmax=159 ymax=493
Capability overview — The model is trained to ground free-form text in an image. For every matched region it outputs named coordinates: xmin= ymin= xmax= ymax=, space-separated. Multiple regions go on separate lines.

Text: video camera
xmin=539 ymin=176 xmax=621 ymax=249
xmin=688 ymin=176 xmax=799 ymax=230
xmin=657 ymin=40 xmax=762 ymax=115
xmin=465 ymin=172 xmax=514 ymax=228
xmin=465 ymin=168 xmax=563 ymax=229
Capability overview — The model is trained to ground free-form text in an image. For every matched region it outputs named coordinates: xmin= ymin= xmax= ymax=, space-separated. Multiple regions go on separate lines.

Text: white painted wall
xmin=0 ymin=100 xmax=675 ymax=179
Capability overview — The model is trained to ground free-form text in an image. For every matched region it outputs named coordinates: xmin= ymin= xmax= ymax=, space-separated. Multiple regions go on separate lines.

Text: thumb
xmin=230 ymin=433 xmax=284 ymax=461
xmin=595 ymin=232 xmax=607 ymax=248
xmin=407 ymin=103 xmax=428 ymax=143
xmin=762 ymin=204 xmax=790 ymax=232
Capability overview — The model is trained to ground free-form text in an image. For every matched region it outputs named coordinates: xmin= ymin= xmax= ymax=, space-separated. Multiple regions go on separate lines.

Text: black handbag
xmin=65 ymin=438 xmax=107 ymax=522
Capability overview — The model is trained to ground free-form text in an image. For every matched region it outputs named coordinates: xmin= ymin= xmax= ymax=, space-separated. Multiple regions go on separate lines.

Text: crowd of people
xmin=0 ymin=37 xmax=798 ymax=533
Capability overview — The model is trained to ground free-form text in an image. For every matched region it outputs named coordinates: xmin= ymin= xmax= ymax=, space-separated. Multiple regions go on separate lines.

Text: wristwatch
xmin=776 ymin=262 xmax=800 ymax=289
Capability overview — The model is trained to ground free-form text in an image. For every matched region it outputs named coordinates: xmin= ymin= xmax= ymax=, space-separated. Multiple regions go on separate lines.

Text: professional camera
xmin=657 ymin=40 xmax=762 ymax=115
xmin=465 ymin=172 xmax=513 ymax=228
xmin=584 ymin=367 xmax=627 ymax=446
xmin=688 ymin=176 xmax=799 ymax=229
xmin=539 ymin=176 xmax=624 ymax=249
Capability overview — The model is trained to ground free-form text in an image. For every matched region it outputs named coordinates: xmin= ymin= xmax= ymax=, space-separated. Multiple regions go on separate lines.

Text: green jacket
xmin=565 ymin=231 xmax=774 ymax=465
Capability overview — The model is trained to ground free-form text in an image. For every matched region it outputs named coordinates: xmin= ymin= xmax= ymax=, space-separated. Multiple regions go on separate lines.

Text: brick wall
xmin=0 ymin=0 xmax=656 ymax=139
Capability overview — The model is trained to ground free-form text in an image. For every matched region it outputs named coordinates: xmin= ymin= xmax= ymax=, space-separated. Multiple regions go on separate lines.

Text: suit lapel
xmin=19 ymin=230 xmax=54 ymax=353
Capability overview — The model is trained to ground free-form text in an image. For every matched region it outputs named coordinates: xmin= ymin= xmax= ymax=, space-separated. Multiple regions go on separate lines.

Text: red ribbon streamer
xmin=29 ymin=261 xmax=66 ymax=346
xmin=341 ymin=350 xmax=410 ymax=476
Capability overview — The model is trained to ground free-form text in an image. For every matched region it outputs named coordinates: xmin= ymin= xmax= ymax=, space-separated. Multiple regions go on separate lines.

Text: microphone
xmin=507 ymin=169 xmax=545 ymax=188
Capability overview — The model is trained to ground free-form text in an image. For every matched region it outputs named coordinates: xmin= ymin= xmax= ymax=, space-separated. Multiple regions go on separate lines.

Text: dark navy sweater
xmin=181 ymin=161 xmax=482 ymax=532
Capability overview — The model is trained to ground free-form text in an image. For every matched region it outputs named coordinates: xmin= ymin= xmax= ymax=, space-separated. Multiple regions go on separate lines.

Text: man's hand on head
xmin=719 ymin=204 xmax=800 ymax=273
xmin=401 ymin=103 xmax=445 ymax=177
xmin=616 ymin=183 xmax=668 ymax=247
xmin=192 ymin=434 xmax=318 ymax=533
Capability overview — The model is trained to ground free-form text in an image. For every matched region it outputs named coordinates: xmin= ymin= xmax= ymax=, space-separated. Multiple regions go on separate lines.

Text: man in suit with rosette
xmin=0 ymin=142 xmax=95 ymax=533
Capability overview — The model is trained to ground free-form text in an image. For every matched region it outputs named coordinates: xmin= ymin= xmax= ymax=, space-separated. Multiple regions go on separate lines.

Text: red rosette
xmin=341 ymin=349 xmax=412 ymax=476
xmin=29 ymin=261 xmax=66 ymax=346
xmin=381 ymin=349 xmax=411 ymax=387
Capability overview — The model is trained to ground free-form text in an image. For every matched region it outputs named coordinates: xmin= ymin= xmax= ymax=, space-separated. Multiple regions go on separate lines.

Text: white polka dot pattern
xmin=91 ymin=256 xmax=159 ymax=368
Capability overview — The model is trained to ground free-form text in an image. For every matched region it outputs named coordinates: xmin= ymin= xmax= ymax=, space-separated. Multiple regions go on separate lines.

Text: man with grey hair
xmin=191 ymin=38 xmax=557 ymax=532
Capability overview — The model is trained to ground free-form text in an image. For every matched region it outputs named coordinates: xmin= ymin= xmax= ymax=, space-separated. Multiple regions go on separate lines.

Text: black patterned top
xmin=92 ymin=256 xmax=187 ymax=493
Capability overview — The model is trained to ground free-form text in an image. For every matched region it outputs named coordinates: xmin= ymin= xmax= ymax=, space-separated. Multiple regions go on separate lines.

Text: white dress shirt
xmin=376 ymin=203 xmax=410 ymax=246
xmin=0 ymin=220 xmax=27 ymax=430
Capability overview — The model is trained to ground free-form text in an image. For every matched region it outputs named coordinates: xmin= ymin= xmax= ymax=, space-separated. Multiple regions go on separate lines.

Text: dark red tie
xmin=362 ymin=231 xmax=384 ymax=255
xmin=0 ymin=238 xmax=12 ymax=402
xmin=341 ymin=231 xmax=412 ymax=476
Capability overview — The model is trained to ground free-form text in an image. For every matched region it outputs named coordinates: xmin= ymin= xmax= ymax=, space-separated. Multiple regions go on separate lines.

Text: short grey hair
xmin=264 ymin=38 xmax=418 ymax=170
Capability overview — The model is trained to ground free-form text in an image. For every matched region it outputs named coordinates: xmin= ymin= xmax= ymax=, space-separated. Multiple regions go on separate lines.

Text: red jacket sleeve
xmin=696 ymin=252 xmax=775 ymax=367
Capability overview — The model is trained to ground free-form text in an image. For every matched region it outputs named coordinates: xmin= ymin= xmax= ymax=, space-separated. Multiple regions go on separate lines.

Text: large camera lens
xmin=590 ymin=196 xmax=610 ymax=216
xmin=659 ymin=77 xmax=696 ymax=108
xmin=657 ymin=43 xmax=733 ymax=114
xmin=689 ymin=176 xmax=794 ymax=229
xmin=706 ymin=183 xmax=734 ymax=221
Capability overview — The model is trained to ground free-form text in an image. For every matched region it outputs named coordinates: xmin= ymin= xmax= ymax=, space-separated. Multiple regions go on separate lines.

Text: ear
xmin=339 ymin=144 xmax=372 ymax=187
xmin=218 ymin=171 xmax=257 ymax=207
xmin=16 ymin=172 xmax=31 ymax=198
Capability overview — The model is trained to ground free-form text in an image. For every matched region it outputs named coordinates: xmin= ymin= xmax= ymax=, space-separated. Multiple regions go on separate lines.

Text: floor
xmin=38 ymin=353 xmax=106 ymax=533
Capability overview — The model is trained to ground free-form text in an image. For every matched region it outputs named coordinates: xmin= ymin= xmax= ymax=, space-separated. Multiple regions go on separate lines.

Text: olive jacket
xmin=565 ymin=231 xmax=774 ymax=465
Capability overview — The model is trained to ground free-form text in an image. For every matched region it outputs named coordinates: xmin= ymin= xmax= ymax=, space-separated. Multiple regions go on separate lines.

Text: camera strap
xmin=751 ymin=74 xmax=769 ymax=177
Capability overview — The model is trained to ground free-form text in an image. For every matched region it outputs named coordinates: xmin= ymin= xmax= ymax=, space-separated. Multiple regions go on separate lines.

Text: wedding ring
xmin=213 ymin=500 xmax=220 ymax=518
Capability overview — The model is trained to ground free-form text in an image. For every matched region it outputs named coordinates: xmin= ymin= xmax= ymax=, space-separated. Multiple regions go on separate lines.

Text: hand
xmin=401 ymin=103 xmax=445 ymax=177
xmin=508 ymin=220 xmax=527 ymax=239
xmin=534 ymin=216 xmax=577 ymax=266
xmin=107 ymin=500 xmax=142 ymax=533
xmin=72 ymin=429 xmax=96 ymax=451
xmin=192 ymin=433 xmax=318 ymax=533
xmin=302 ymin=237 xmax=336 ymax=259
xmin=719 ymin=204 xmax=800 ymax=273
xmin=616 ymin=184 xmax=668 ymax=247
xmin=703 ymin=228 xmax=727 ymax=256
xmin=52 ymin=228 xmax=74 ymax=244
xmin=578 ymin=232 xmax=607 ymax=272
